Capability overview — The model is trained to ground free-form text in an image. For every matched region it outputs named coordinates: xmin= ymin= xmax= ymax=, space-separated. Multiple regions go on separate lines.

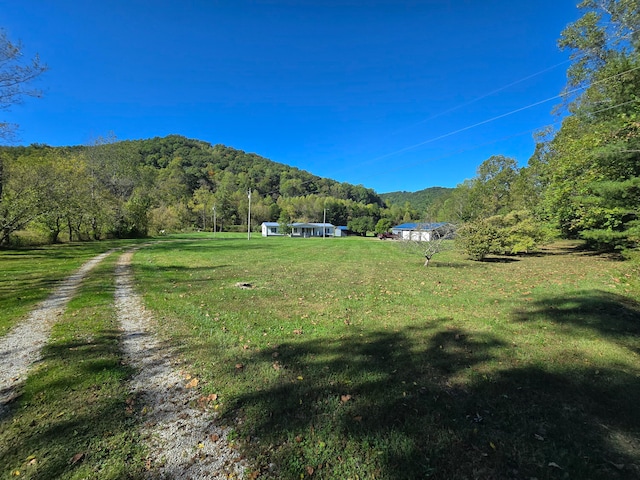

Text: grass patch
xmin=0 ymin=254 xmax=146 ymax=479
xmin=131 ymin=236 xmax=640 ymax=479
xmin=0 ymin=239 xmax=148 ymax=337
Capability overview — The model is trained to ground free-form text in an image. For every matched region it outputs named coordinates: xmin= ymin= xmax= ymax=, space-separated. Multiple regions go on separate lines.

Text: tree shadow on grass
xmin=513 ymin=289 xmax=640 ymax=353
xmin=219 ymin=320 xmax=640 ymax=479
xmin=480 ymin=256 xmax=521 ymax=263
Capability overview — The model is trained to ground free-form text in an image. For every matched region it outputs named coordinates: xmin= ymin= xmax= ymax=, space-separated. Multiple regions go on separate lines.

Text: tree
xmin=375 ymin=218 xmax=393 ymax=235
xmin=0 ymin=151 xmax=57 ymax=245
xmin=189 ymin=186 xmax=216 ymax=230
xmin=0 ymin=30 xmax=48 ymax=142
xmin=0 ymin=30 xmax=47 ymax=216
xmin=536 ymin=0 xmax=640 ymax=250
xmin=400 ymin=223 xmax=457 ymax=266
xmin=457 ymin=211 xmax=549 ymax=261
xmin=456 ymin=219 xmax=502 ymax=261
xmin=348 ymin=216 xmax=375 ymax=236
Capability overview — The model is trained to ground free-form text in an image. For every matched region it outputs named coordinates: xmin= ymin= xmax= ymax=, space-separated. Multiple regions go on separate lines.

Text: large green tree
xmin=538 ymin=0 xmax=640 ymax=250
xmin=0 ymin=29 xmax=47 ymax=230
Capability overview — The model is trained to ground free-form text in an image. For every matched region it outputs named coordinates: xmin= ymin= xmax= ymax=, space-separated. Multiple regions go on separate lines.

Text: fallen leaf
xmin=548 ymin=462 xmax=563 ymax=469
xmin=306 ymin=465 xmax=315 ymax=475
xmin=295 ymin=435 xmax=303 ymax=443
xmin=340 ymin=394 xmax=352 ymax=403
xmin=235 ymin=363 xmax=244 ymax=371
xmin=185 ymin=378 xmax=199 ymax=389
xmin=297 ymin=376 xmax=304 ymax=381
xmin=293 ymin=329 xmax=303 ymax=335
xmin=210 ymin=434 xmax=220 ymax=442
xmin=70 ymin=453 xmax=85 ymax=465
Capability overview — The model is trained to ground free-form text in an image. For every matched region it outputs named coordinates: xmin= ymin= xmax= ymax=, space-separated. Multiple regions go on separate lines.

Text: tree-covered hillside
xmin=0 ymin=135 xmax=427 ymax=244
xmin=380 ymin=187 xmax=453 ymax=214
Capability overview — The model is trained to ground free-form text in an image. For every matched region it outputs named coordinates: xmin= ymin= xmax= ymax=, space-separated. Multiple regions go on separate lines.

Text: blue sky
xmin=1 ymin=1 xmax=581 ymax=193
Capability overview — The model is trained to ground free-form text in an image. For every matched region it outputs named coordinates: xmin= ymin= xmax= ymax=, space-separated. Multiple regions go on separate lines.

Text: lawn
xmin=0 ymin=234 xmax=638 ymax=479
xmin=129 ymin=235 xmax=640 ymax=479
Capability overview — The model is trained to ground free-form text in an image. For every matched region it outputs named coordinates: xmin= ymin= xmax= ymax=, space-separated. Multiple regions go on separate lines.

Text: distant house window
xmin=270 ymin=227 xmax=278 ymax=234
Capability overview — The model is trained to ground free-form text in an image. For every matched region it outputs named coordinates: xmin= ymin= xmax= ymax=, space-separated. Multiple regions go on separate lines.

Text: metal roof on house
xmin=392 ymin=222 xmax=447 ymax=231
xmin=262 ymin=222 xmax=336 ymax=227
xmin=290 ymin=222 xmax=335 ymax=228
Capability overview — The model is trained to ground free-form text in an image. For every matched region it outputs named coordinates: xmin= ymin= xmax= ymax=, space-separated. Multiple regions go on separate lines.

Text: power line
xmin=393 ymin=58 xmax=574 ymax=132
xmin=355 ymin=97 xmax=640 ymax=184
xmin=343 ymin=63 xmax=640 ymax=171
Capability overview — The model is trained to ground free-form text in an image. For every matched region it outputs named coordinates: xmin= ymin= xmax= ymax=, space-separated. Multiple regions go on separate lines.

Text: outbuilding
xmin=261 ymin=222 xmax=284 ymax=236
xmin=391 ymin=222 xmax=450 ymax=241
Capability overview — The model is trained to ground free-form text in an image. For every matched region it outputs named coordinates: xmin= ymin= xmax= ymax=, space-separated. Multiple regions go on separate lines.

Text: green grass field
xmin=1 ymin=234 xmax=639 ymax=479
xmin=132 ymin=235 xmax=640 ymax=479
xmin=0 ymin=239 xmax=149 ymax=337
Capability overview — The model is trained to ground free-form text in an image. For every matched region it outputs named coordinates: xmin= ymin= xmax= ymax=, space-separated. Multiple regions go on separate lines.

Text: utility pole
xmin=323 ymin=207 xmax=326 ymax=239
xmin=247 ymin=189 xmax=252 ymax=240
xmin=212 ymin=205 xmax=216 ymax=236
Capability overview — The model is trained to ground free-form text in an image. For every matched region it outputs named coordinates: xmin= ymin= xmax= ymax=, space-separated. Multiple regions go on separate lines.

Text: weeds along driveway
xmin=115 ymin=248 xmax=246 ymax=479
xmin=0 ymin=250 xmax=114 ymax=417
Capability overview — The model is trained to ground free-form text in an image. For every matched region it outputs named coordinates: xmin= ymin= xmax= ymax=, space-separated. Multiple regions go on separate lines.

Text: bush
xmin=458 ymin=210 xmax=550 ymax=260
xmin=457 ymin=219 xmax=501 ymax=260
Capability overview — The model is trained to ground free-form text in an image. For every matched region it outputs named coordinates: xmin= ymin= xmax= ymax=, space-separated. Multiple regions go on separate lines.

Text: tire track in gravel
xmin=115 ymin=249 xmax=247 ymax=479
xmin=0 ymin=250 xmax=114 ymax=417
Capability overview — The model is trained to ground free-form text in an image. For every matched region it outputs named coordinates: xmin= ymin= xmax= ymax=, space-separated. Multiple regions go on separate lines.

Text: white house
xmin=291 ymin=222 xmax=335 ymax=237
xmin=261 ymin=222 xmax=284 ymax=236
xmin=391 ymin=222 xmax=450 ymax=241
xmin=261 ymin=222 xmax=336 ymax=237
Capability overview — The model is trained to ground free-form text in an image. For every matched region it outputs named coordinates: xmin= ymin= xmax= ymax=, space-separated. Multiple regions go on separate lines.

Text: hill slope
xmin=380 ymin=187 xmax=452 ymax=212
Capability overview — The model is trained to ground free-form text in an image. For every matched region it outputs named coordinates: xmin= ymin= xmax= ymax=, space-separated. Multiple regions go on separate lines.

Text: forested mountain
xmin=380 ymin=187 xmax=453 ymax=214
xmin=0 ymin=135 xmax=424 ymax=245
